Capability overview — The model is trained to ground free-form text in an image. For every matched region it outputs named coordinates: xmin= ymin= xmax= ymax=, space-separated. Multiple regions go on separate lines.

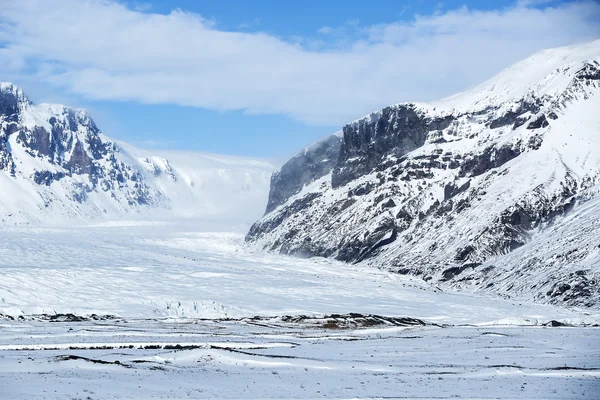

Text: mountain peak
xmin=437 ymin=39 xmax=600 ymax=111
xmin=0 ymin=81 xmax=31 ymax=115
xmin=0 ymin=81 xmax=25 ymax=95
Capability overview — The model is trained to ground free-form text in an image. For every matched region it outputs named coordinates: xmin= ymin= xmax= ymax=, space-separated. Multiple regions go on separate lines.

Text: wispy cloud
xmin=237 ymin=17 xmax=261 ymax=31
xmin=0 ymin=0 xmax=598 ymax=126
xmin=130 ymin=1 xmax=152 ymax=12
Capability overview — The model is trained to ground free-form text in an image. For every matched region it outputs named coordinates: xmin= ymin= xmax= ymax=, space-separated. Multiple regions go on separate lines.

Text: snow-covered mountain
xmin=0 ymin=83 xmax=274 ymax=226
xmin=247 ymin=40 xmax=600 ymax=307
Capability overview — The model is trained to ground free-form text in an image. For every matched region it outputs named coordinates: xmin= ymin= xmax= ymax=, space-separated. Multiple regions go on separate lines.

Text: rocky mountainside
xmin=0 ymin=83 xmax=274 ymax=225
xmin=247 ymin=40 xmax=600 ymax=308
xmin=265 ymin=132 xmax=342 ymax=214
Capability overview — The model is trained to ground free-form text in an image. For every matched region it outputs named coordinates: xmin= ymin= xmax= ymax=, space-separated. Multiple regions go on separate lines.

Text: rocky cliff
xmin=265 ymin=133 xmax=342 ymax=213
xmin=247 ymin=40 xmax=600 ymax=308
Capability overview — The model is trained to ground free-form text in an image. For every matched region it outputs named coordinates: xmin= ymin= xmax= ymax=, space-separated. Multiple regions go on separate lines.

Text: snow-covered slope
xmin=247 ymin=40 xmax=600 ymax=308
xmin=0 ymin=84 xmax=274 ymax=226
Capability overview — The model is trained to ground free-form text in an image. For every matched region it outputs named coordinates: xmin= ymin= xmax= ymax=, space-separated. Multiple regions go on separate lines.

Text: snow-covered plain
xmin=1 ymin=318 xmax=599 ymax=399
xmin=1 ymin=221 xmax=599 ymax=399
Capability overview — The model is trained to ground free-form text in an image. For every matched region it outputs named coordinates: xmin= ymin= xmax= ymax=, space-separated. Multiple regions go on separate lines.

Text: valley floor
xmin=1 ymin=319 xmax=599 ymax=399
xmin=0 ymin=221 xmax=599 ymax=399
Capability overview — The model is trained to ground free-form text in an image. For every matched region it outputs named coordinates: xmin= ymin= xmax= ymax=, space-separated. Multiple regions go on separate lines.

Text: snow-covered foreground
xmin=1 ymin=222 xmax=599 ymax=399
xmin=1 ymin=319 xmax=599 ymax=399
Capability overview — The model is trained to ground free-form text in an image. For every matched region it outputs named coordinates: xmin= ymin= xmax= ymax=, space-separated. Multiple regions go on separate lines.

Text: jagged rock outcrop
xmin=332 ymin=105 xmax=452 ymax=188
xmin=247 ymin=40 xmax=600 ymax=308
xmin=0 ymin=82 xmax=165 ymax=220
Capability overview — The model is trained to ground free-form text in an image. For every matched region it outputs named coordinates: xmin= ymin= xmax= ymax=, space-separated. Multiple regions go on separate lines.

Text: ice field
xmin=0 ymin=221 xmax=599 ymax=399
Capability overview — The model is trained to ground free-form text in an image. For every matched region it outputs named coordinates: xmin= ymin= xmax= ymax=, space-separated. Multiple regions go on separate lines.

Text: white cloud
xmin=317 ymin=26 xmax=333 ymax=35
xmin=130 ymin=1 xmax=152 ymax=12
xmin=0 ymin=0 xmax=599 ymax=126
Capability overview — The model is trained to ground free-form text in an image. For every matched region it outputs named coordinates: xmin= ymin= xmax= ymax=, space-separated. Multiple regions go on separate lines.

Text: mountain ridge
xmin=0 ymin=82 xmax=275 ymax=226
xmin=247 ymin=40 xmax=600 ymax=307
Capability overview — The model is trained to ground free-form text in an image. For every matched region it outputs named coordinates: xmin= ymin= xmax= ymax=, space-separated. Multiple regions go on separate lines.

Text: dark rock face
xmin=444 ymin=181 xmax=470 ymax=200
xmin=66 ymin=141 xmax=93 ymax=174
xmin=265 ymin=134 xmax=341 ymax=213
xmin=488 ymin=98 xmax=543 ymax=130
xmin=0 ymin=85 xmax=25 ymax=118
xmin=0 ymin=88 xmax=24 ymax=175
xmin=13 ymin=108 xmax=109 ymax=174
xmin=441 ymin=263 xmax=479 ymax=281
xmin=459 ymin=144 xmax=521 ymax=178
xmin=0 ymin=136 xmax=15 ymax=175
xmin=526 ymin=114 xmax=549 ymax=130
xmin=332 ymin=105 xmax=453 ymax=188
xmin=575 ymin=60 xmax=600 ymax=81
xmin=33 ymin=170 xmax=66 ymax=186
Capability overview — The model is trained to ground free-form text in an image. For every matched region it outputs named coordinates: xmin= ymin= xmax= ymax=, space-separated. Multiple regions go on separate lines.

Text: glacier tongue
xmin=246 ymin=40 xmax=600 ymax=308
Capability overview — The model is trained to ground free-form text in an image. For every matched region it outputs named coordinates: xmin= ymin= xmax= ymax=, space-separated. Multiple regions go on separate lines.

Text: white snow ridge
xmin=1 ymin=41 xmax=600 ymax=400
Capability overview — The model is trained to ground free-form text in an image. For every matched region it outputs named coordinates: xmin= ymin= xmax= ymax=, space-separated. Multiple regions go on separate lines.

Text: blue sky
xmin=1 ymin=0 xmax=599 ymax=159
